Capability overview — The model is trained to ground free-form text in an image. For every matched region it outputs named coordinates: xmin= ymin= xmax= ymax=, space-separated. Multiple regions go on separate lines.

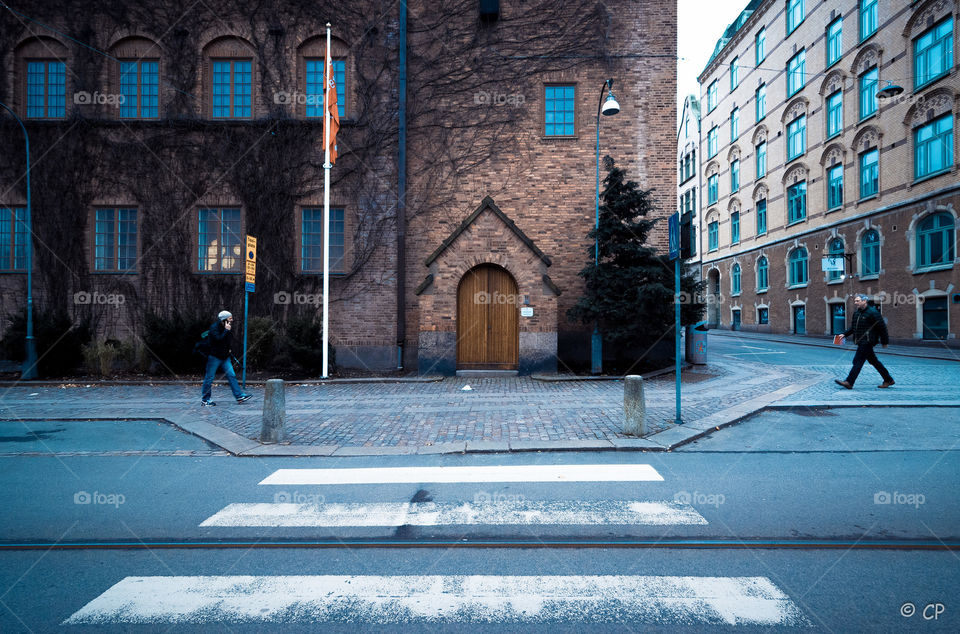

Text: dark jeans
xmin=846 ymin=342 xmax=893 ymax=385
xmin=201 ymin=355 xmax=243 ymax=402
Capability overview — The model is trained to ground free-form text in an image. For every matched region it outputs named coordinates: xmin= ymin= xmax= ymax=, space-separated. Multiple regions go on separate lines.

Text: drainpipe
xmin=396 ymin=0 xmax=407 ymax=370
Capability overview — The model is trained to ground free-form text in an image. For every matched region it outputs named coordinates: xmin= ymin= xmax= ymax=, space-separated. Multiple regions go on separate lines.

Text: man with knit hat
xmin=200 ymin=310 xmax=253 ymax=406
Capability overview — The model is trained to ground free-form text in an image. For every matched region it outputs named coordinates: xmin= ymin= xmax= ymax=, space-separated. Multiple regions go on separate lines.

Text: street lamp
xmin=0 ymin=101 xmax=38 ymax=380
xmin=592 ymin=78 xmax=620 ymax=375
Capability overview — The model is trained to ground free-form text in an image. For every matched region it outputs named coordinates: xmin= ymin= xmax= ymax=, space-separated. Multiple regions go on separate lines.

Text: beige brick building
xmin=696 ymin=0 xmax=959 ymax=345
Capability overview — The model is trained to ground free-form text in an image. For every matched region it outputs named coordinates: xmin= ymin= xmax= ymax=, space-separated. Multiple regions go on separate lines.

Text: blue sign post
xmin=668 ymin=213 xmax=683 ymax=425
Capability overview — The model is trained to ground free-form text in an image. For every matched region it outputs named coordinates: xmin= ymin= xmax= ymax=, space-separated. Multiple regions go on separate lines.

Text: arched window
xmin=917 ymin=213 xmax=955 ymax=268
xmin=757 ymin=256 xmax=769 ymax=291
xmin=789 ymin=247 xmax=808 ymax=286
xmin=861 ymin=229 xmax=880 ymax=276
xmin=731 ymin=263 xmax=741 ymax=295
xmin=828 ymin=238 xmax=845 ymax=281
xmin=203 ymin=37 xmax=254 ymax=119
xmin=16 ymin=38 xmax=68 ymax=119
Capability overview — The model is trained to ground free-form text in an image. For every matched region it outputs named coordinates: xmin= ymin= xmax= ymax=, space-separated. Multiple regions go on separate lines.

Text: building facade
xmin=678 ymin=94 xmax=701 ymax=264
xmin=0 ymin=0 xmax=677 ymax=374
xmin=697 ymin=0 xmax=958 ymax=344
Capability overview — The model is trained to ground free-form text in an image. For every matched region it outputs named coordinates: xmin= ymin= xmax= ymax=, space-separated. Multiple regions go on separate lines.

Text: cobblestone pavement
xmin=0 ymin=360 xmax=828 ymax=448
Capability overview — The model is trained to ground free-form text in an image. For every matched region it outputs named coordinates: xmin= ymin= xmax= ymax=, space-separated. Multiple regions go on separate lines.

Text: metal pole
xmin=591 ymin=79 xmax=612 ymax=376
xmin=675 ymin=257 xmax=682 ymax=424
xmin=242 ymin=290 xmax=249 ymax=389
xmin=0 ymin=102 xmax=37 ymax=379
xmin=321 ymin=24 xmax=332 ymax=379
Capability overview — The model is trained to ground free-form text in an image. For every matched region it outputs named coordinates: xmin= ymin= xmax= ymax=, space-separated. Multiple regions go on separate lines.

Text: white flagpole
xmin=321 ymin=23 xmax=331 ymax=378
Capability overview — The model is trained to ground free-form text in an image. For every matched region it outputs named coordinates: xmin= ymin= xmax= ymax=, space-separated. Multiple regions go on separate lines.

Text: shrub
xmin=0 ymin=310 xmax=92 ymax=377
xmin=141 ymin=311 xmax=211 ymax=375
xmin=243 ymin=316 xmax=278 ymax=370
xmin=284 ymin=315 xmax=335 ymax=375
xmin=81 ymin=339 xmax=138 ymax=376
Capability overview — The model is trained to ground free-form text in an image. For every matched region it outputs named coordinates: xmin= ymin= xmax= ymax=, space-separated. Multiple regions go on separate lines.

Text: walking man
xmin=201 ymin=310 xmax=253 ymax=406
xmin=835 ymin=294 xmax=895 ymax=389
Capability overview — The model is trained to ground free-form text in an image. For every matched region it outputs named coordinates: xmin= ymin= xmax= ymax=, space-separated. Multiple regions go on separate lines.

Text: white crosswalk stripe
xmin=199 ymin=500 xmax=709 ymax=527
xmin=64 ymin=574 xmax=810 ymax=626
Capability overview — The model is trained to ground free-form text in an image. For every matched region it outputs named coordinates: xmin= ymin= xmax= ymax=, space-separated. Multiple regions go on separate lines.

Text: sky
xmin=677 ymin=0 xmax=752 ymax=125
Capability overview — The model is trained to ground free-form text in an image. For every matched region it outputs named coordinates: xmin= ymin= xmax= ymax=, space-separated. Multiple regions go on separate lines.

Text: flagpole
xmin=321 ymin=23 xmax=331 ymax=379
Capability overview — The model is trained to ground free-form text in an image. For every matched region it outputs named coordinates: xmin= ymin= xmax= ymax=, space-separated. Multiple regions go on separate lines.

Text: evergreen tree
xmin=568 ymin=157 xmax=704 ymax=369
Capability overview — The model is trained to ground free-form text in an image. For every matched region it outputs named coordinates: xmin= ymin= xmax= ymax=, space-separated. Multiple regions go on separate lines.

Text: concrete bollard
xmin=623 ymin=375 xmax=646 ymax=436
xmin=260 ymin=379 xmax=287 ymax=443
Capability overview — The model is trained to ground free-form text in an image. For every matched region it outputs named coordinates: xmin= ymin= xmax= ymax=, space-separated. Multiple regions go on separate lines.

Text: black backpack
xmin=192 ymin=329 xmax=211 ymax=360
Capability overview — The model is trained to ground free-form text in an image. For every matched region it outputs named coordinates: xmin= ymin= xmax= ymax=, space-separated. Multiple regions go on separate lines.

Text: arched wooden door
xmin=457 ymin=265 xmax=519 ymax=370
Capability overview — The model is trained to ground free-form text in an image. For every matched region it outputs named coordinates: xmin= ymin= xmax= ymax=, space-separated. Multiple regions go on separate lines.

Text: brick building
xmin=696 ymin=0 xmax=958 ymax=344
xmin=0 ymin=1 xmax=677 ymax=374
xmin=678 ymin=94 xmax=701 ymax=265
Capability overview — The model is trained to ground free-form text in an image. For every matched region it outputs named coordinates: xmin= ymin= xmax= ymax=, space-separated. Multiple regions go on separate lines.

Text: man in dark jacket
xmin=200 ymin=310 xmax=253 ymax=406
xmin=835 ymin=294 xmax=895 ymax=389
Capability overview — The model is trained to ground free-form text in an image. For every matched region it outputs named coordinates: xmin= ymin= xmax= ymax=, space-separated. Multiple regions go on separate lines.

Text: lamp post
xmin=0 ymin=101 xmax=37 ymax=380
xmin=592 ymin=78 xmax=620 ymax=374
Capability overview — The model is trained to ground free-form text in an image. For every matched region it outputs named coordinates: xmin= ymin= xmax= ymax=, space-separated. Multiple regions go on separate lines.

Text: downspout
xmin=396 ymin=0 xmax=407 ymax=370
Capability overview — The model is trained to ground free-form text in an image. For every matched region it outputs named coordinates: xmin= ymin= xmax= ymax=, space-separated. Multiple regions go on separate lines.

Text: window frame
xmin=731 ymin=159 xmax=740 ymax=193
xmin=861 ymin=229 xmax=881 ymax=277
xmin=788 ymin=247 xmax=809 ymax=287
xmin=708 ymin=173 xmax=719 ymax=205
xmin=0 ymin=206 xmax=28 ymax=271
xmin=707 ymin=80 xmax=718 ymax=112
xmin=756 ymin=141 xmax=767 ymax=178
xmin=118 ymin=59 xmax=160 ymax=119
xmin=916 ymin=212 xmax=956 ymax=270
xmin=787 ymin=50 xmax=806 ymax=97
xmin=787 ymin=181 xmax=807 ymax=225
xmin=859 ymin=66 xmax=878 ymax=120
xmin=25 ymin=59 xmax=66 ymax=119
xmin=827 ymin=163 xmax=844 ymax=210
xmin=730 ymin=107 xmax=739 ymax=142
xmin=756 ymin=84 xmax=767 ymax=121
xmin=859 ymin=148 xmax=879 ymax=199
xmin=756 ymin=199 xmax=767 ymax=236
xmin=913 ymin=16 xmax=954 ymax=90
xmin=708 ymin=220 xmax=719 ymax=252
xmin=827 ymin=18 xmax=843 ymax=67
xmin=93 ymin=207 xmax=139 ymax=273
xmin=787 ymin=0 xmax=805 ymax=34
xmin=827 ymin=238 xmax=845 ymax=282
xmin=914 ymin=113 xmax=953 ymax=181
xmin=756 ymin=28 xmax=766 ymax=64
xmin=826 ymin=90 xmax=843 ymax=138
xmin=730 ymin=57 xmax=739 ymax=90
xmin=859 ymin=0 xmax=878 ymax=42
xmin=300 ymin=206 xmax=347 ymax=274
xmin=731 ymin=262 xmax=741 ymax=294
xmin=305 ymin=58 xmax=346 ymax=119
xmin=196 ymin=207 xmax=244 ymax=273
xmin=731 ymin=211 xmax=740 ymax=244
xmin=210 ymin=58 xmax=253 ymax=119
xmin=543 ymin=84 xmax=577 ymax=137
xmin=787 ymin=115 xmax=806 ymax=161
xmin=708 ymin=126 xmax=718 ymax=158
xmin=757 ymin=255 xmax=769 ymax=290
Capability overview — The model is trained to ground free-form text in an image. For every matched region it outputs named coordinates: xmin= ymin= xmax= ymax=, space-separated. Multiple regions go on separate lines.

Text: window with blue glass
xmin=731 ymin=211 xmax=740 ymax=244
xmin=787 ymin=115 xmax=806 ymax=160
xmin=730 ymin=57 xmax=739 ymax=90
xmin=119 ymin=60 xmax=159 ymax=118
xmin=861 ymin=229 xmax=880 ymax=276
xmin=827 ymin=18 xmax=842 ymax=66
xmin=708 ymin=220 xmax=719 ymax=251
xmin=860 ymin=0 xmax=877 ymax=41
xmin=756 ymin=141 xmax=767 ymax=178
xmin=756 ymin=84 xmax=766 ymax=120
xmin=859 ymin=66 xmax=877 ymax=119
xmin=789 ymin=247 xmax=809 ymax=286
xmin=306 ymin=59 xmax=346 ymax=118
xmin=708 ymin=174 xmax=719 ymax=204
xmin=916 ymin=212 xmax=955 ymax=268
xmin=707 ymin=80 xmax=718 ymax=112
xmin=756 ymin=199 xmax=767 ymax=235
xmin=826 ymin=90 xmax=843 ymax=138
xmin=212 ymin=60 xmax=252 ymax=118
xmin=26 ymin=60 xmax=66 ymax=118
xmin=95 ymin=208 xmax=138 ymax=271
xmin=787 ymin=181 xmax=806 ymax=224
xmin=860 ymin=148 xmax=878 ymax=198
xmin=757 ymin=255 xmax=769 ymax=290
xmin=301 ymin=207 xmax=345 ymax=272
xmin=756 ymin=28 xmax=766 ymax=64
xmin=731 ymin=263 xmax=741 ymax=294
xmin=731 ymin=160 xmax=740 ymax=193
xmin=787 ymin=50 xmax=805 ymax=96
xmin=828 ymin=238 xmax=845 ymax=282
xmin=914 ymin=114 xmax=953 ymax=180
xmin=708 ymin=126 xmax=718 ymax=158
xmin=914 ymin=17 xmax=953 ymax=89
xmin=730 ymin=107 xmax=739 ymax=141
xmin=827 ymin=164 xmax=843 ymax=210
xmin=198 ymin=208 xmax=242 ymax=271
xmin=544 ymin=85 xmax=575 ymax=136
xmin=787 ymin=0 xmax=805 ymax=34
xmin=0 ymin=207 xmax=28 ymax=270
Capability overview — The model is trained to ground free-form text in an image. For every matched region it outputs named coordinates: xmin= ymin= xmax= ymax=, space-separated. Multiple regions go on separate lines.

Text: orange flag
xmin=325 ymin=56 xmax=340 ymax=164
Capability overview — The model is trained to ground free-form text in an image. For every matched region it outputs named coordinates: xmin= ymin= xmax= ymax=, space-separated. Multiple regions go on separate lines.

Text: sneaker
xmin=878 ymin=380 xmax=895 ymax=389
xmin=201 ymin=400 xmax=216 ymax=407
xmin=236 ymin=394 xmax=253 ymax=404
xmin=834 ymin=379 xmax=853 ymax=389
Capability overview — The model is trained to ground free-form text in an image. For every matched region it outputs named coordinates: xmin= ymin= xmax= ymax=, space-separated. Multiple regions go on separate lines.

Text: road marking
xmin=199 ymin=500 xmax=708 ymax=527
xmin=259 ymin=464 xmax=664 ymax=485
xmin=64 ymin=575 xmax=810 ymax=625
xmin=722 ymin=351 xmax=787 ymax=357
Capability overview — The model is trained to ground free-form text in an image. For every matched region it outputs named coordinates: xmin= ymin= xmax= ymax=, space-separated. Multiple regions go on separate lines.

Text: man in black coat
xmin=835 ymin=294 xmax=895 ymax=389
xmin=200 ymin=310 xmax=253 ymax=406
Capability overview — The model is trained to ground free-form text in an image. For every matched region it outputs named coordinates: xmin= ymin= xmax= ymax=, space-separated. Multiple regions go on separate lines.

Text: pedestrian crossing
xmin=65 ymin=464 xmax=811 ymax=627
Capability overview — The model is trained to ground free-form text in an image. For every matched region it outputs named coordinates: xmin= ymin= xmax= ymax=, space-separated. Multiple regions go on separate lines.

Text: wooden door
xmin=457 ymin=265 xmax=519 ymax=370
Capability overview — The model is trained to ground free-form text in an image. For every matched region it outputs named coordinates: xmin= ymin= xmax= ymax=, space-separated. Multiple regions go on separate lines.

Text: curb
xmin=708 ymin=329 xmax=960 ymax=362
xmin=0 ymin=376 xmax=446 ymax=387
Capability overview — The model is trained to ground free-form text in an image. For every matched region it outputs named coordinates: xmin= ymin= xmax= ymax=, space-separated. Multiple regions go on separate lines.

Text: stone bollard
xmin=260 ymin=379 xmax=287 ymax=443
xmin=623 ymin=375 xmax=646 ymax=436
